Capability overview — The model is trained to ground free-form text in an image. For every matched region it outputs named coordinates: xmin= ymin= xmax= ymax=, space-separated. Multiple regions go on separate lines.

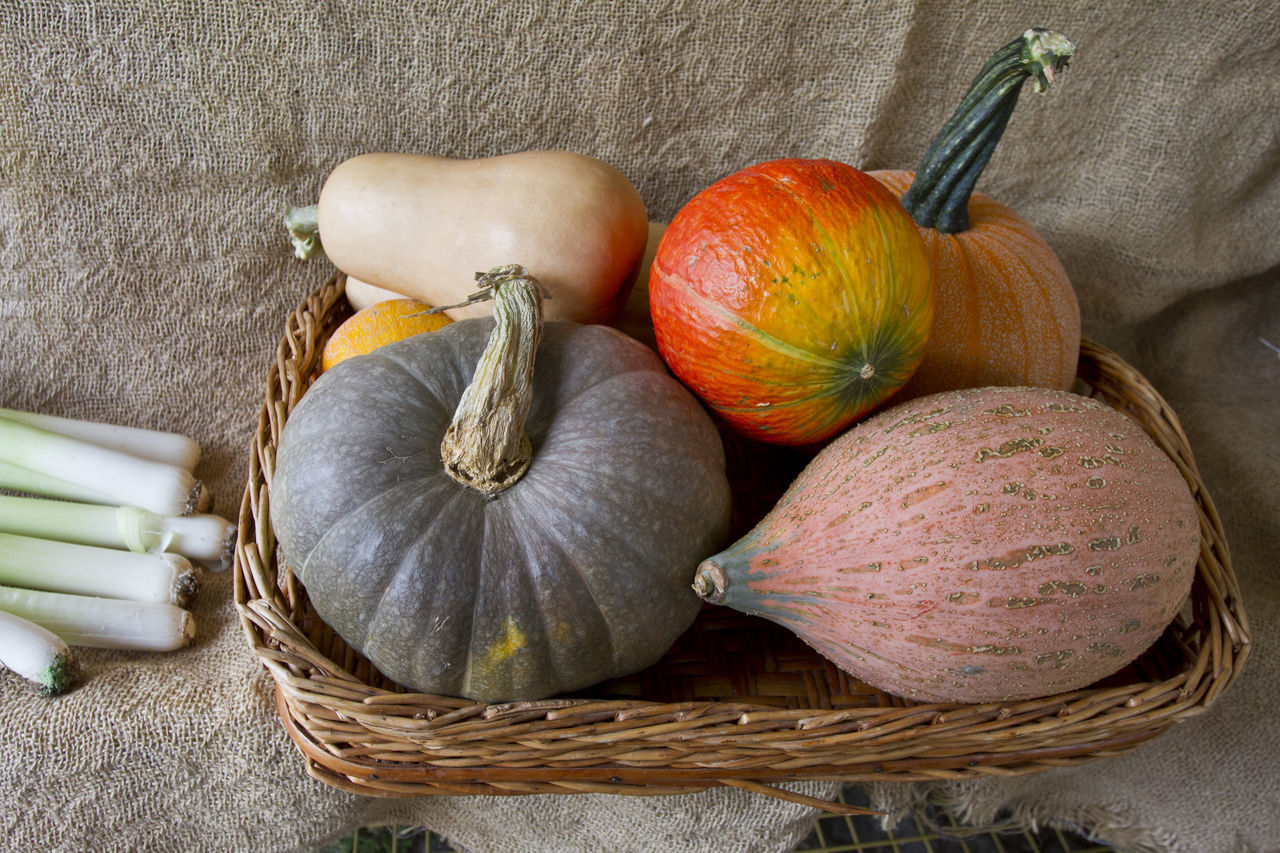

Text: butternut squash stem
xmin=900 ymin=28 xmax=1074 ymax=234
xmin=284 ymin=205 xmax=324 ymax=259
xmin=440 ymin=264 xmax=544 ymax=496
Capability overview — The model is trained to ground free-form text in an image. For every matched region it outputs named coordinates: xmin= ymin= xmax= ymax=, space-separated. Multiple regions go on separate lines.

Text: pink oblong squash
xmin=693 ymin=385 xmax=1200 ymax=704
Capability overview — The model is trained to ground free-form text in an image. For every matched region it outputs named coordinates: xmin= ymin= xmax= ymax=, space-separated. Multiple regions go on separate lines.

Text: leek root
xmin=0 ymin=609 xmax=79 ymax=696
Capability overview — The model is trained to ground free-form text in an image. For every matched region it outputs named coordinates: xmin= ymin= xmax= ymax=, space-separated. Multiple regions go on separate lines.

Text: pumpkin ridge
xmin=535 ymin=454 xmax=716 ymax=568
xmin=660 ymin=268 xmax=927 ymax=414
xmin=507 ymin=495 xmax=620 ymax=674
xmin=458 ymin=513 xmax=492 ymax=694
xmin=711 ymin=329 xmax=912 ymax=417
xmin=370 ymin=330 xmax=480 ymax=410
xmin=947 ymin=232 xmax=988 ymax=374
xmin=482 ymin=511 xmax=565 ymax=697
xmin=968 ymin=230 xmax=1042 ymax=362
xmin=761 ymin=162 xmax=881 ymax=334
xmin=963 ymin=220 xmax=1072 ymax=382
xmin=527 ymin=368 xmax=724 ymax=462
xmin=362 ymin=485 xmax=478 ymax=682
xmin=529 ymin=349 xmax=691 ymax=422
xmin=516 ymin=530 xmax=574 ymax=691
xmin=765 ymin=162 xmax=932 ymax=366
xmin=299 ymin=471 xmax=448 ymax=595
xmin=711 ymin=384 xmax=848 ymax=414
xmin=864 ymin=197 xmax=901 ymax=326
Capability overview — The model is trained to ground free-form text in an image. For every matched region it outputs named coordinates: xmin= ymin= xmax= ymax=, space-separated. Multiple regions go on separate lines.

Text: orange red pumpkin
xmin=649 ymin=158 xmax=934 ymax=446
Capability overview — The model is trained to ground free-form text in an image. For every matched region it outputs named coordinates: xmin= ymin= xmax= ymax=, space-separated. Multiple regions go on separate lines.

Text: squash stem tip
xmin=693 ymin=561 xmax=728 ymax=604
xmin=900 ymin=27 xmax=1074 ymax=234
xmin=1024 ymin=28 xmax=1075 ymax=93
xmin=284 ymin=205 xmax=324 ymax=260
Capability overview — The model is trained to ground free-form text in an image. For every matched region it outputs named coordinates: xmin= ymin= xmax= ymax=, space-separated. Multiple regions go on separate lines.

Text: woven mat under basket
xmin=233 ymin=275 xmax=1251 ymax=807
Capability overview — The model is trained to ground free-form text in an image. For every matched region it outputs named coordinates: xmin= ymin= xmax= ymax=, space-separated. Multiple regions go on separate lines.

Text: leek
xmin=158 ymin=513 xmax=237 ymax=569
xmin=0 ymin=585 xmax=195 ymax=652
xmin=0 ymin=407 xmax=200 ymax=470
xmin=0 ymin=532 xmax=198 ymax=607
xmin=0 ymin=461 xmax=120 ymax=505
xmin=0 ymin=417 xmax=203 ymax=517
xmin=0 ymin=495 xmax=169 ymax=552
xmin=0 ymin=609 xmax=79 ymax=696
xmin=0 ymin=494 xmax=235 ymax=568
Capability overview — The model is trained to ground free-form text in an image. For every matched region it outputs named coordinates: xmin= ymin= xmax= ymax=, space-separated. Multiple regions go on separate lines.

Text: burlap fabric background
xmin=0 ymin=2 xmax=1276 ymax=851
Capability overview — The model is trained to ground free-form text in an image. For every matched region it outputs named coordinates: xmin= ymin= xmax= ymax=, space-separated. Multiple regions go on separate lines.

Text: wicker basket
xmin=234 ymin=275 xmax=1251 ymax=807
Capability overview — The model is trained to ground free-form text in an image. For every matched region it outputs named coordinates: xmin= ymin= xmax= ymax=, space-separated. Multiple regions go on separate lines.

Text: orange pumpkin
xmin=872 ymin=29 xmax=1081 ymax=399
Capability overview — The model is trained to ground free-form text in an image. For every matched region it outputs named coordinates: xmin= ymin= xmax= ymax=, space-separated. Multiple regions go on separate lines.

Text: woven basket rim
xmin=233 ymin=275 xmax=1251 ymax=802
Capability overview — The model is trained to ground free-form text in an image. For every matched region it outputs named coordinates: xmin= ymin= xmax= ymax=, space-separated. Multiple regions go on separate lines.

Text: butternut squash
xmin=290 ymin=150 xmax=650 ymax=323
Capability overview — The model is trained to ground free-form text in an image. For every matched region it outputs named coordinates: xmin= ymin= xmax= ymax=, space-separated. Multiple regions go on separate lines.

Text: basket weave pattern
xmin=234 ymin=276 xmax=1251 ymax=801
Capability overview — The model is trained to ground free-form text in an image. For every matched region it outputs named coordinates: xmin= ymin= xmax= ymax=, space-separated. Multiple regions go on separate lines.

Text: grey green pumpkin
xmin=271 ymin=266 xmax=731 ymax=703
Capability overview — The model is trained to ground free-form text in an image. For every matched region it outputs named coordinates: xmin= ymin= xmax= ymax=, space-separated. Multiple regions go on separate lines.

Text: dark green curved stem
xmin=900 ymin=28 xmax=1074 ymax=234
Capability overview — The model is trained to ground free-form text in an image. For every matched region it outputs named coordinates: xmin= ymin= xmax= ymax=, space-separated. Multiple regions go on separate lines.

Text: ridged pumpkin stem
xmin=900 ymin=28 xmax=1074 ymax=234
xmin=440 ymin=264 xmax=544 ymax=496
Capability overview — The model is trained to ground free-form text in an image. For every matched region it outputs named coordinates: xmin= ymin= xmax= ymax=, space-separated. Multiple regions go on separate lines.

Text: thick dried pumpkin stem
xmin=440 ymin=264 xmax=544 ymax=495
xmin=901 ymin=28 xmax=1074 ymax=234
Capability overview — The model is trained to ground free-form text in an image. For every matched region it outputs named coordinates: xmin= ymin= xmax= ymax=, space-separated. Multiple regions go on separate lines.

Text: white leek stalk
xmin=157 ymin=513 xmax=237 ymax=569
xmin=0 ymin=495 xmax=235 ymax=568
xmin=0 ymin=585 xmax=195 ymax=652
xmin=0 ymin=461 xmax=119 ymax=505
xmin=0 ymin=609 xmax=79 ymax=695
xmin=0 ymin=417 xmax=203 ymax=517
xmin=0 ymin=407 xmax=200 ymax=470
xmin=0 ymin=532 xmax=197 ymax=607
xmin=0 ymin=495 xmax=169 ymax=552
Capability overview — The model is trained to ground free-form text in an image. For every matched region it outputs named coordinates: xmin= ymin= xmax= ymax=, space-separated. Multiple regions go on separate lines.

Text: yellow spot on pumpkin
xmin=482 ymin=617 xmax=528 ymax=667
